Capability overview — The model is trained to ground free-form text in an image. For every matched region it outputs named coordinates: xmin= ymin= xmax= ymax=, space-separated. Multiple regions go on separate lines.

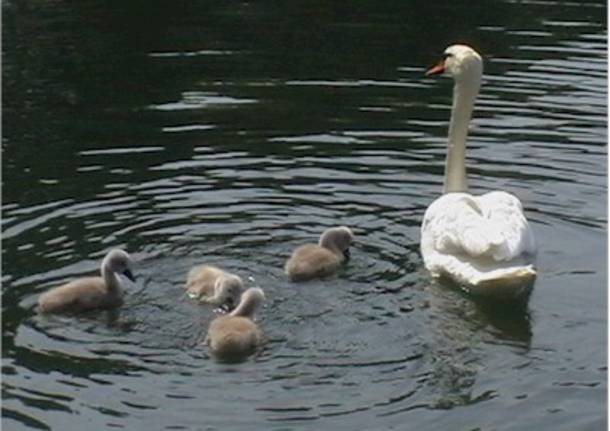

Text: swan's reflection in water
xmin=420 ymin=279 xmax=532 ymax=408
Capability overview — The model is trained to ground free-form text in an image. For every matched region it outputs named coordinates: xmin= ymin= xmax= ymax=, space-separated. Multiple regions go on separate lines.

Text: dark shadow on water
xmin=419 ymin=277 xmax=533 ymax=410
xmin=433 ymin=276 xmax=533 ymax=344
xmin=472 ymin=297 xmax=533 ymax=343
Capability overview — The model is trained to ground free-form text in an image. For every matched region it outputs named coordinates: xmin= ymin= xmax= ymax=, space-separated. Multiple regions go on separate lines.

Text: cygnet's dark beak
xmin=343 ymin=248 xmax=351 ymax=260
xmin=123 ymin=269 xmax=136 ymax=282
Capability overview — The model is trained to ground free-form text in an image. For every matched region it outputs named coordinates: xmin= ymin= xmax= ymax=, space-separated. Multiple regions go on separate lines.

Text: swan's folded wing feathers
xmin=423 ymin=192 xmax=534 ymax=262
xmin=426 ymin=194 xmax=494 ymax=257
xmin=479 ymin=191 xmax=535 ymax=260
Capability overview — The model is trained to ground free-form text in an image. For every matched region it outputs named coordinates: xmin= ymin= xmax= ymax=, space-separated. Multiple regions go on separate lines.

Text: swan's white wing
xmin=421 ymin=191 xmax=535 ymax=264
xmin=420 ymin=191 xmax=536 ymax=293
xmin=476 ymin=191 xmax=536 ymax=260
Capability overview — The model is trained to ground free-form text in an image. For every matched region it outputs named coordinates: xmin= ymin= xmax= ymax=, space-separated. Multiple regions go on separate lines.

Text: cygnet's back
xmin=38 ymin=249 xmax=135 ymax=314
xmin=185 ymin=265 xmax=244 ymax=309
xmin=285 ymin=226 xmax=354 ymax=282
xmin=206 ymin=287 xmax=265 ymax=362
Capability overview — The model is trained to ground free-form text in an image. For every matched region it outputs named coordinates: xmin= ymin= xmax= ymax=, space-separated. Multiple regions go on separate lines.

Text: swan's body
xmin=206 ymin=287 xmax=265 ymax=362
xmin=285 ymin=226 xmax=354 ymax=282
xmin=38 ymin=249 xmax=135 ymax=313
xmin=421 ymin=45 xmax=536 ymax=299
xmin=185 ymin=265 xmax=244 ymax=309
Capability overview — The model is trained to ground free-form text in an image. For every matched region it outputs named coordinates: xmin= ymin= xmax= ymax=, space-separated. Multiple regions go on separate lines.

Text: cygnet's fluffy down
xmin=206 ymin=287 xmax=265 ymax=362
xmin=38 ymin=249 xmax=135 ymax=314
xmin=285 ymin=226 xmax=354 ymax=281
xmin=185 ymin=265 xmax=244 ymax=309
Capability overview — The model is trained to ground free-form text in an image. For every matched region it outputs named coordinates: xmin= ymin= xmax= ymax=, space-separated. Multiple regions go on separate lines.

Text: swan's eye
xmin=442 ymin=52 xmax=454 ymax=60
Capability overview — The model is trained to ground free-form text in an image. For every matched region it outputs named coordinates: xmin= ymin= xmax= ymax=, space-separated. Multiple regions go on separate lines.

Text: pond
xmin=2 ymin=1 xmax=607 ymax=430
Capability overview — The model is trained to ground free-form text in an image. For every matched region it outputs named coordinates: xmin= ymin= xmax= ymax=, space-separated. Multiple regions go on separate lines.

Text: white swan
xmin=206 ymin=287 xmax=265 ymax=362
xmin=38 ymin=249 xmax=136 ymax=313
xmin=421 ymin=44 xmax=536 ymax=299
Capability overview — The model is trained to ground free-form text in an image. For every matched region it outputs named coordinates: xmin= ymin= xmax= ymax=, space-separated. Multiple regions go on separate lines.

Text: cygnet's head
xmin=214 ymin=274 xmax=244 ymax=310
xmin=103 ymin=249 xmax=135 ymax=282
xmin=318 ymin=226 xmax=354 ymax=258
xmin=426 ymin=44 xmax=483 ymax=82
xmin=230 ymin=287 xmax=265 ymax=318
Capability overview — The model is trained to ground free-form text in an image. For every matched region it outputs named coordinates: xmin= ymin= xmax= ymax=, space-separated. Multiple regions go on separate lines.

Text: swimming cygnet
xmin=285 ymin=226 xmax=354 ymax=281
xmin=38 ymin=249 xmax=135 ymax=314
xmin=206 ymin=287 xmax=265 ymax=362
xmin=185 ymin=265 xmax=244 ymax=310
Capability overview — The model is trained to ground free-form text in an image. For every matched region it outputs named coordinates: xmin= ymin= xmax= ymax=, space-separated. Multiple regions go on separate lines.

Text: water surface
xmin=2 ymin=1 xmax=606 ymax=430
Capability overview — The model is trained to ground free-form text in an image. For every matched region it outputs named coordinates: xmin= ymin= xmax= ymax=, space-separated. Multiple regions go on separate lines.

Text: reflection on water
xmin=2 ymin=0 xmax=606 ymax=430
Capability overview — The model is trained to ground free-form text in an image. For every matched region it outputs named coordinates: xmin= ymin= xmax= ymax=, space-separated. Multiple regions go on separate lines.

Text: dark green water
xmin=2 ymin=1 xmax=607 ymax=430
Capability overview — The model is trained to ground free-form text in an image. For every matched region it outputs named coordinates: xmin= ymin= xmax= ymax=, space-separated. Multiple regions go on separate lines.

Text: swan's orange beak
xmin=426 ymin=60 xmax=445 ymax=76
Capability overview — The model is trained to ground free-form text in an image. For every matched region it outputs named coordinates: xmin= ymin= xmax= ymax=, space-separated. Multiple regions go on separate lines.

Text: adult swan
xmin=420 ymin=44 xmax=536 ymax=300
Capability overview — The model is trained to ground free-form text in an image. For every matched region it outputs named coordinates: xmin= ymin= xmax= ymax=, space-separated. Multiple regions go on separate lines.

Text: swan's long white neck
xmin=443 ymin=74 xmax=481 ymax=193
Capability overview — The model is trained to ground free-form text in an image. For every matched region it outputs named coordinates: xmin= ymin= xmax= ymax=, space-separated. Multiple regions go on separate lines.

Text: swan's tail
xmin=464 ymin=265 xmax=536 ymax=301
xmin=429 ymin=254 xmax=537 ymax=302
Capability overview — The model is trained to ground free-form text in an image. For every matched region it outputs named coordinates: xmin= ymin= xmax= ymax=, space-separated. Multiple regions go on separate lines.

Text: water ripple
xmin=3 ymin=3 xmax=606 ymax=430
